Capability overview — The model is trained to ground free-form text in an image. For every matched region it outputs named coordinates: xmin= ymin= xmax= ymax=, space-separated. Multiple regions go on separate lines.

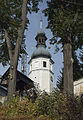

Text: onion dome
xmin=31 ymin=18 xmax=51 ymax=59
xmin=31 ymin=45 xmax=51 ymax=59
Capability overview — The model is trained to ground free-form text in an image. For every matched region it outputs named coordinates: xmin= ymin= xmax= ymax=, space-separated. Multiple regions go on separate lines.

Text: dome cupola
xmin=31 ymin=45 xmax=51 ymax=59
xmin=31 ymin=18 xmax=51 ymax=59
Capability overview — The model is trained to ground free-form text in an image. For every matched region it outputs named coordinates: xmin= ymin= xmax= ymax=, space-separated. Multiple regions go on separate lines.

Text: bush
xmin=0 ymin=115 xmax=50 ymax=120
xmin=34 ymin=91 xmax=83 ymax=120
xmin=0 ymin=95 xmax=37 ymax=116
xmin=0 ymin=90 xmax=83 ymax=120
xmin=35 ymin=91 xmax=67 ymax=119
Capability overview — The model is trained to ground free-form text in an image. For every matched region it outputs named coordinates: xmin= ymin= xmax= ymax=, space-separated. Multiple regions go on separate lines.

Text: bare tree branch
xmin=4 ymin=29 xmax=12 ymax=60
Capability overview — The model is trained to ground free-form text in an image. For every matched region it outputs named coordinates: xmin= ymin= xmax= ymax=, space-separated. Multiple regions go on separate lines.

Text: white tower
xmin=28 ymin=19 xmax=54 ymax=93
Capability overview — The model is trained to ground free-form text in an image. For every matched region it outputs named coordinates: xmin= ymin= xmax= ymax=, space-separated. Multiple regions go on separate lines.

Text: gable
xmin=1 ymin=68 xmax=34 ymax=91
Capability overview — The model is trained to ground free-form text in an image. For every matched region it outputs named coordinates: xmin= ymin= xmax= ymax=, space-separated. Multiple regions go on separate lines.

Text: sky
xmin=0 ymin=0 xmax=63 ymax=87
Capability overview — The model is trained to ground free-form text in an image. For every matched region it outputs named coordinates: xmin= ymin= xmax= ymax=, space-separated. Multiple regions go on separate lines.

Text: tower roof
xmin=31 ymin=18 xmax=51 ymax=59
xmin=31 ymin=45 xmax=51 ymax=59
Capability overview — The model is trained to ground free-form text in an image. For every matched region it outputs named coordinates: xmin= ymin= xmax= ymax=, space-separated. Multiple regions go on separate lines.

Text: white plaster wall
xmin=41 ymin=70 xmax=49 ymax=92
xmin=74 ymin=78 xmax=83 ymax=96
xmin=29 ymin=70 xmax=40 ymax=84
xmin=0 ymin=96 xmax=7 ymax=104
xmin=29 ymin=57 xmax=54 ymax=93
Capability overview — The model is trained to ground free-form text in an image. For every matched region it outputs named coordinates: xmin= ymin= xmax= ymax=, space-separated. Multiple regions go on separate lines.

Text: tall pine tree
xmin=44 ymin=0 xmax=83 ymax=94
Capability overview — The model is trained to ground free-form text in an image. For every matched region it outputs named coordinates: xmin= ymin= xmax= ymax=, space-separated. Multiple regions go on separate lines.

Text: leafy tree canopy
xmin=44 ymin=0 xmax=83 ymax=87
xmin=0 ymin=0 xmax=42 ymax=66
xmin=43 ymin=0 xmax=83 ymax=50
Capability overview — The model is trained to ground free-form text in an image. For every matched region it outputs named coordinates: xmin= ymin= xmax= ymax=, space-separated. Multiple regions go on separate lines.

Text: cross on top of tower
xmin=40 ymin=17 xmax=43 ymax=29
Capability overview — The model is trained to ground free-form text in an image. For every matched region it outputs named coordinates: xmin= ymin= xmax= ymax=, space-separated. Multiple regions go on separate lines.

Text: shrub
xmin=0 ymin=95 xmax=37 ymax=116
xmin=34 ymin=91 xmax=83 ymax=120
xmin=35 ymin=91 xmax=67 ymax=119
xmin=0 ymin=90 xmax=83 ymax=120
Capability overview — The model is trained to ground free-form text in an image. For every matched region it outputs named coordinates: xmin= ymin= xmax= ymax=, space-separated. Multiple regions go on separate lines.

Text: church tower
xmin=28 ymin=19 xmax=54 ymax=93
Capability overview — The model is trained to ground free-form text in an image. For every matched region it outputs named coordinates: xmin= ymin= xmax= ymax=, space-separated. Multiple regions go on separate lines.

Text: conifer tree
xmin=79 ymin=49 xmax=83 ymax=75
xmin=44 ymin=0 xmax=83 ymax=94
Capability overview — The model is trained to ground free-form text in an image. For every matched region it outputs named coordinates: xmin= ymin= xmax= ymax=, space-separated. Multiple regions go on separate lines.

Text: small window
xmin=42 ymin=39 xmax=44 ymax=43
xmin=43 ymin=61 xmax=46 ymax=67
xmin=39 ymin=39 xmax=41 ymax=43
xmin=51 ymin=76 xmax=53 ymax=82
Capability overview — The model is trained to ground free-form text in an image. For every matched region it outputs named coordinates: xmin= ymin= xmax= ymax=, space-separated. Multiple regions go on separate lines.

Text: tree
xmin=79 ymin=49 xmax=83 ymax=73
xmin=0 ymin=0 xmax=42 ymax=99
xmin=57 ymin=50 xmax=83 ymax=92
xmin=44 ymin=0 xmax=83 ymax=94
xmin=73 ymin=50 xmax=83 ymax=81
xmin=56 ymin=68 xmax=63 ymax=92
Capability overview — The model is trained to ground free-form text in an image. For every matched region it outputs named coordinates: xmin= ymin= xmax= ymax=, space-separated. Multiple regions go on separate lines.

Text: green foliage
xmin=35 ymin=91 xmax=67 ymax=119
xmin=0 ymin=0 xmax=24 ymax=65
xmin=79 ymin=49 xmax=83 ymax=72
xmin=43 ymin=0 xmax=83 ymax=83
xmin=56 ymin=69 xmax=63 ymax=91
xmin=44 ymin=0 xmax=83 ymax=47
xmin=0 ymin=0 xmax=42 ymax=66
xmin=73 ymin=51 xmax=83 ymax=81
xmin=56 ymin=49 xmax=83 ymax=91
xmin=0 ymin=0 xmax=22 ymax=65
xmin=0 ymin=95 xmax=37 ymax=116
xmin=43 ymin=0 xmax=83 ymax=55
xmin=0 ymin=91 xmax=83 ymax=120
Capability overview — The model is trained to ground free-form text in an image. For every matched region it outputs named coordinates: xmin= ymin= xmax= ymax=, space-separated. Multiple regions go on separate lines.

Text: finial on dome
xmin=40 ymin=17 xmax=43 ymax=29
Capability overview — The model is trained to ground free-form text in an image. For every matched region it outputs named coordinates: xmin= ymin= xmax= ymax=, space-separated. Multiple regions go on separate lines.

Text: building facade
xmin=74 ymin=78 xmax=83 ymax=96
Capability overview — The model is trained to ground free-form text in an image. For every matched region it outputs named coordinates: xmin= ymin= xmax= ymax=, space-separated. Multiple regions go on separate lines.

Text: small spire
xmin=40 ymin=17 xmax=43 ymax=29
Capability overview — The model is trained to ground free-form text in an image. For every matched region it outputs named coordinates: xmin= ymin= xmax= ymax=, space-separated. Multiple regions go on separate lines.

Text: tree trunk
xmin=63 ymin=43 xmax=73 ymax=95
xmin=7 ymin=58 xmax=18 ymax=100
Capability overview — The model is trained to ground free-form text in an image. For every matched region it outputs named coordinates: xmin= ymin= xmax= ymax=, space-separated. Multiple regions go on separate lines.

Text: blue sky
xmin=0 ymin=0 xmax=63 ymax=87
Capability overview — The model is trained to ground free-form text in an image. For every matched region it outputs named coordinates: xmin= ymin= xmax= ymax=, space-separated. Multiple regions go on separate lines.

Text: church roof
xmin=31 ymin=45 xmax=51 ymax=59
xmin=1 ymin=68 xmax=34 ymax=91
xmin=0 ymin=85 xmax=7 ymax=96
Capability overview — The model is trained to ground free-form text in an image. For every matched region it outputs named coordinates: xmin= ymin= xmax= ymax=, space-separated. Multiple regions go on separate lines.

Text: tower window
xmin=43 ymin=61 xmax=46 ymax=67
xmin=50 ymin=76 xmax=53 ymax=82
xmin=39 ymin=39 xmax=41 ymax=43
xmin=42 ymin=39 xmax=44 ymax=43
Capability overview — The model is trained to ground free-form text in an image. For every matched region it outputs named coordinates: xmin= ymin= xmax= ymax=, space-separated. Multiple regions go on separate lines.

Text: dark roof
xmin=0 ymin=85 xmax=7 ymax=96
xmin=1 ymin=68 xmax=33 ymax=84
xmin=31 ymin=45 xmax=51 ymax=59
xmin=1 ymin=68 xmax=34 ymax=91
